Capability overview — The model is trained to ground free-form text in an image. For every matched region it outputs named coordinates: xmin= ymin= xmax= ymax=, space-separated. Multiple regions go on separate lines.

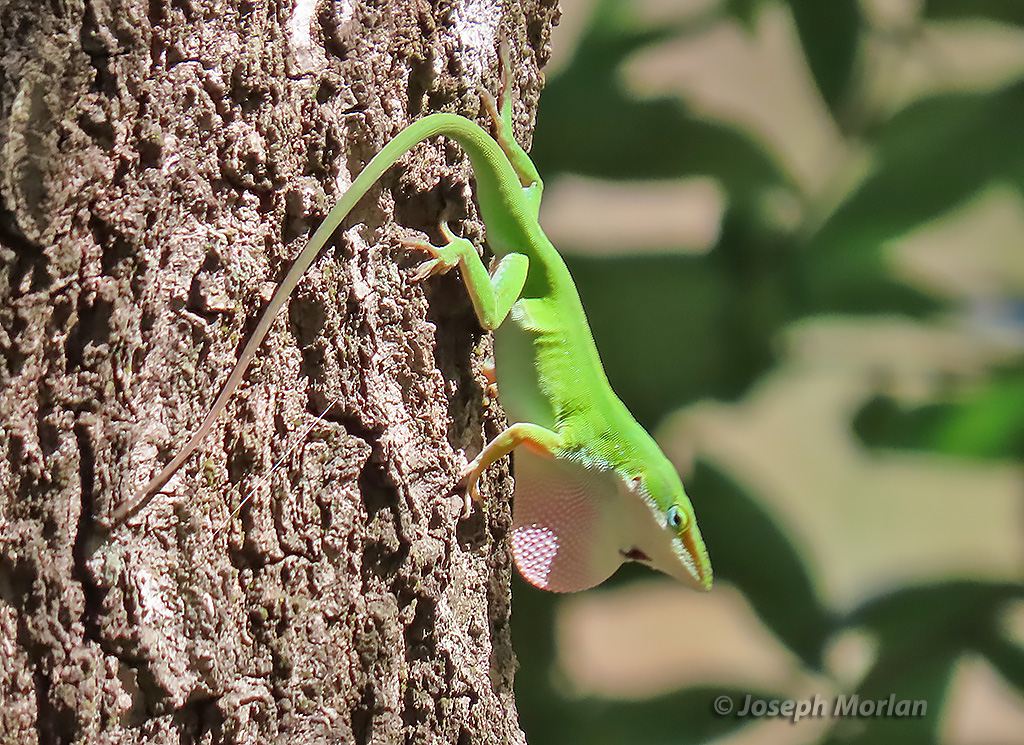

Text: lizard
xmin=108 ymin=48 xmax=712 ymax=594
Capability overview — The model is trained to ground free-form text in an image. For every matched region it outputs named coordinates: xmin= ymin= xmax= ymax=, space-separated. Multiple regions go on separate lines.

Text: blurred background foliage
xmin=511 ymin=0 xmax=1024 ymax=743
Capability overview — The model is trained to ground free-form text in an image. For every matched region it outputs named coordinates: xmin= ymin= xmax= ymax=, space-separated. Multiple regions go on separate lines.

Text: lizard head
xmin=623 ymin=462 xmax=713 ymax=592
xmin=509 ymin=447 xmax=712 ymax=593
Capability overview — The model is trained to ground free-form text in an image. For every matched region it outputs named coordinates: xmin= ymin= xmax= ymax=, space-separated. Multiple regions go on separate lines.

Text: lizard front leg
xmin=404 ymin=223 xmax=534 ymax=514
xmin=403 ymin=221 xmax=528 ymax=331
xmin=459 ymin=422 xmax=563 ymax=514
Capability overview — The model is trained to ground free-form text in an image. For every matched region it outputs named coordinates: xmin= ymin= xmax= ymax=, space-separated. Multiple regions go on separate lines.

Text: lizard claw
xmin=409 ymin=257 xmax=447 ymax=282
xmin=401 ymin=234 xmax=458 ymax=281
xmin=457 ymin=461 xmax=483 ymax=518
xmin=480 ymin=40 xmax=514 ymax=137
xmin=497 ymin=39 xmax=512 ymax=109
xmin=479 ymin=85 xmax=502 ymax=130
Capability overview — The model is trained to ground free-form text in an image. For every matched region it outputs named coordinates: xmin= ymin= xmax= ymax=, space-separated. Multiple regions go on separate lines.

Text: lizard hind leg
xmin=479 ymin=40 xmax=515 ymax=145
xmin=479 ymin=42 xmax=543 ymax=196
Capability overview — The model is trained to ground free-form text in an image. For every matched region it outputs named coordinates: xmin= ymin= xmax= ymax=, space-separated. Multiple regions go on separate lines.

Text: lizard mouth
xmin=619 ymin=546 xmax=651 ymax=563
xmin=681 ymin=529 xmax=712 ymax=590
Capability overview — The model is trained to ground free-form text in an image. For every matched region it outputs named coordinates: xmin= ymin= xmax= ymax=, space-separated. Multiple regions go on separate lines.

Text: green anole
xmin=109 ymin=53 xmax=712 ymax=594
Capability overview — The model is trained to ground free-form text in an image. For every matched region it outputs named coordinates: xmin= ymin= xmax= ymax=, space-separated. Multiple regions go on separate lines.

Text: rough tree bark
xmin=0 ymin=0 xmax=558 ymax=742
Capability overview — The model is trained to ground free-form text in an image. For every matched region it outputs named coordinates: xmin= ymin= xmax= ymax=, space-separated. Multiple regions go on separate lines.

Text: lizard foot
xmin=479 ymin=40 xmax=514 ymax=139
xmin=402 ymin=221 xmax=470 ymax=281
xmin=456 ymin=459 xmax=485 ymax=518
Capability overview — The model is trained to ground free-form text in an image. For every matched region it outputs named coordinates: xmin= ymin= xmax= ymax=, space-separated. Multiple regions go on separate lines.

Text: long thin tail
xmin=106 ymin=113 xmax=506 ymax=530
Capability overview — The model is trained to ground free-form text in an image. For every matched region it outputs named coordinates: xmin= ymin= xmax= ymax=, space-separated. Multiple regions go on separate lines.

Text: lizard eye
xmin=667 ymin=505 xmax=687 ymax=532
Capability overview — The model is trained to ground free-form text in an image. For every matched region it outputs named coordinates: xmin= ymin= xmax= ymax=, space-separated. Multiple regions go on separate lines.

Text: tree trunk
xmin=0 ymin=0 xmax=557 ymax=742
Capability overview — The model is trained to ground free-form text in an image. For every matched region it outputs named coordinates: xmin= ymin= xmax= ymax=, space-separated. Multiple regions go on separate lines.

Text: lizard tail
xmin=107 ymin=113 xmax=510 ymax=530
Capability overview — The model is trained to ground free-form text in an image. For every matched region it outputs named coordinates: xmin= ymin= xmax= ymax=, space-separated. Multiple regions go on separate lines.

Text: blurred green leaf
xmin=689 ymin=463 xmax=833 ymax=669
xmin=922 ymin=0 xmax=1024 ymax=25
xmin=517 ymin=0 xmax=1024 ymax=741
xmin=510 ymin=575 xmax=561 ymax=742
xmin=522 ymin=686 xmax=774 ymax=745
xmin=807 ymin=83 xmax=1024 ymax=256
xmin=853 ymin=396 xmax=956 ymax=451
xmin=786 ymin=0 xmax=862 ymax=116
xmin=853 ymin=371 xmax=1024 ymax=458
xmin=826 ymin=583 xmax=1024 ymax=743
xmin=511 ymin=572 xmax=775 ymax=745
xmin=821 ymin=651 xmax=954 ymax=745
xmin=849 ymin=582 xmax=1019 ymax=650
xmin=565 ymin=212 xmax=939 ymax=434
xmin=800 ymin=84 xmax=1024 ymax=315
xmin=933 ymin=374 xmax=1024 ymax=457
xmin=564 ymin=253 xmax=747 ymax=426
xmin=723 ymin=0 xmax=766 ymax=30
xmin=532 ymin=0 xmax=789 ymax=205
xmin=980 ymin=634 xmax=1024 ymax=697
